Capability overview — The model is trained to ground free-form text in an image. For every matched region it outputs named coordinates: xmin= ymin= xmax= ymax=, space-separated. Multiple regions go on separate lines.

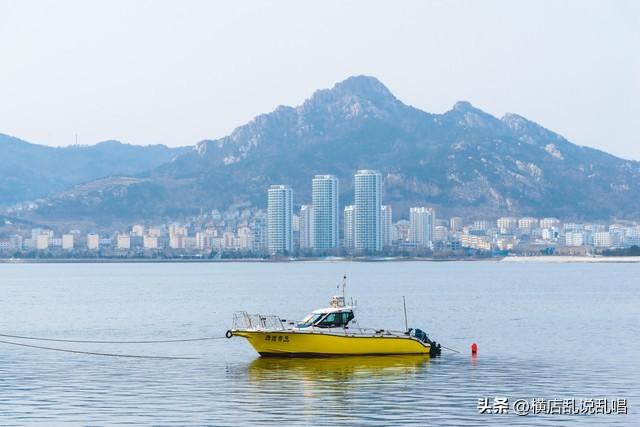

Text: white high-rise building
xmin=410 ymin=207 xmax=436 ymax=247
xmin=299 ymin=204 xmax=314 ymax=250
xmin=381 ymin=205 xmax=393 ymax=248
xmin=354 ymin=170 xmax=382 ymax=252
xmin=312 ymin=175 xmax=339 ymax=251
xmin=343 ymin=205 xmax=355 ymax=249
xmin=267 ymin=185 xmax=293 ymax=253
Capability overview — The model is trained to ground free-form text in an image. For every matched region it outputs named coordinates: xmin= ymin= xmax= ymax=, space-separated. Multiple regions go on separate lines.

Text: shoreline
xmin=500 ymin=255 xmax=640 ymax=263
xmin=0 ymin=257 xmax=493 ymax=264
xmin=1 ymin=256 xmax=639 ymax=264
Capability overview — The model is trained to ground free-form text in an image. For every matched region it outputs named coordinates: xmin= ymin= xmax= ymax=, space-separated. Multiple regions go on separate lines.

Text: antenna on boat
xmin=342 ymin=274 xmax=347 ymax=299
xmin=402 ymin=296 xmax=409 ymax=332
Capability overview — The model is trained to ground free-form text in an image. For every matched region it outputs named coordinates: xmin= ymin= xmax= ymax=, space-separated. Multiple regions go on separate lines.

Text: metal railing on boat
xmin=233 ymin=311 xmax=286 ymax=331
xmin=233 ymin=312 xmax=410 ymax=337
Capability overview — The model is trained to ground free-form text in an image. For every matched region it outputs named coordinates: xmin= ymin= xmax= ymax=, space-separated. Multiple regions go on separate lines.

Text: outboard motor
xmin=429 ymin=341 xmax=442 ymax=357
xmin=411 ymin=328 xmax=442 ymax=356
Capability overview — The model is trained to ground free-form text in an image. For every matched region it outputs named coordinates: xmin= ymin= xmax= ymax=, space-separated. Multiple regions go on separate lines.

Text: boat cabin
xmin=297 ymin=295 xmax=355 ymax=329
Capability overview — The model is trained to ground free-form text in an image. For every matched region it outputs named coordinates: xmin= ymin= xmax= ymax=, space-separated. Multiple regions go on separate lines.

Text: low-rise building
xmin=593 ymin=231 xmax=613 ymax=248
xmin=62 ymin=234 xmax=74 ymax=250
xmin=87 ymin=233 xmax=100 ymax=250
xmin=460 ymin=234 xmax=491 ymax=251
xmin=449 ymin=217 xmax=463 ymax=232
xmin=540 ymin=217 xmax=560 ymax=229
xmin=472 ymin=220 xmax=490 ymax=233
xmin=564 ymin=231 xmax=585 ymax=247
xmin=434 ymin=225 xmax=448 ymax=242
xmin=143 ymin=235 xmax=158 ymax=249
xmin=238 ymin=226 xmax=253 ymax=250
xmin=131 ymin=224 xmax=145 ymax=236
xmin=518 ymin=217 xmax=538 ymax=233
xmin=36 ymin=234 xmax=49 ymax=250
xmin=0 ymin=240 xmax=12 ymax=252
xmin=116 ymin=234 xmax=131 ymax=250
xmin=496 ymin=217 xmax=517 ymax=234
xmin=542 ymin=227 xmax=559 ymax=241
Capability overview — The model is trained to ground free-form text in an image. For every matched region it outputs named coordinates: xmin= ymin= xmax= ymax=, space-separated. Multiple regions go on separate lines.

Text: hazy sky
xmin=1 ymin=0 xmax=639 ymax=159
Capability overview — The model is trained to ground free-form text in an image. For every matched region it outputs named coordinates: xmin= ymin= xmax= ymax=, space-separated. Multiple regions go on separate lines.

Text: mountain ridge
xmin=0 ymin=133 xmax=190 ymax=204
xmin=5 ymin=75 xmax=640 ymax=224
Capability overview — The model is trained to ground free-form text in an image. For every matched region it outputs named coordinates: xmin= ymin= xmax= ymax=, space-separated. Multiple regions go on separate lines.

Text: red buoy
xmin=471 ymin=343 xmax=478 ymax=354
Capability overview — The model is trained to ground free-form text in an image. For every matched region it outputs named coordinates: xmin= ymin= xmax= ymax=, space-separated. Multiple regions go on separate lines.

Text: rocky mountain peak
xmin=452 ymin=100 xmax=476 ymax=112
xmin=331 ymin=75 xmax=395 ymax=99
xmin=445 ymin=101 xmax=502 ymax=130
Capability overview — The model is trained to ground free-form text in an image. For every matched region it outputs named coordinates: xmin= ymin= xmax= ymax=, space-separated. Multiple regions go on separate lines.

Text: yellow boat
xmin=227 ymin=289 xmax=442 ymax=357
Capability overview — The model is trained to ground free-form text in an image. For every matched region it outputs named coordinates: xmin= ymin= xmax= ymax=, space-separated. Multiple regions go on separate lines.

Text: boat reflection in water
xmin=242 ymin=355 xmax=432 ymax=422
xmin=247 ymin=354 xmax=430 ymax=383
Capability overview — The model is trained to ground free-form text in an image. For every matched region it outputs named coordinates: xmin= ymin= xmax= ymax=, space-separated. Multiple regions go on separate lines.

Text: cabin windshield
xmin=298 ymin=313 xmax=324 ymax=328
xmin=315 ymin=311 xmax=354 ymax=328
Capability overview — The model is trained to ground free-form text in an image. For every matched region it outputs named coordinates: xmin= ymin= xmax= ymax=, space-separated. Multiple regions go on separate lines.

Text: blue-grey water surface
xmin=0 ymin=261 xmax=638 ymax=426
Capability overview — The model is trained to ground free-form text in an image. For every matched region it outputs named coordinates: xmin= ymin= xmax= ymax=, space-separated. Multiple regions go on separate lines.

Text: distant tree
xmin=603 ymin=245 xmax=640 ymax=257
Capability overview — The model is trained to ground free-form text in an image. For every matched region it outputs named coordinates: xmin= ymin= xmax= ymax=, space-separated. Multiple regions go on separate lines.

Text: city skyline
xmin=2 ymin=166 xmax=640 ymax=257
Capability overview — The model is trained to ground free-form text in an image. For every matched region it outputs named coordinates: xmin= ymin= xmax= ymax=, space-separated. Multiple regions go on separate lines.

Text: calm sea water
xmin=0 ymin=261 xmax=637 ymax=426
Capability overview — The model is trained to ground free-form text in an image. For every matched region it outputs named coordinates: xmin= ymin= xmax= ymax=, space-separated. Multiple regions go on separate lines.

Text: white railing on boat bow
xmin=233 ymin=311 xmax=286 ymax=331
xmin=233 ymin=311 xmax=416 ymax=338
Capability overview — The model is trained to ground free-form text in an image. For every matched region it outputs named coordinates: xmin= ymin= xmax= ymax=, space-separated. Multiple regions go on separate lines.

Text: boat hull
xmin=232 ymin=330 xmax=431 ymax=356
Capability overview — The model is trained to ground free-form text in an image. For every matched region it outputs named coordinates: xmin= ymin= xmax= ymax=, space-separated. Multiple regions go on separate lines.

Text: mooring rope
xmin=0 ymin=332 xmax=227 ymax=344
xmin=440 ymin=345 xmax=460 ymax=354
xmin=0 ymin=339 xmax=200 ymax=360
